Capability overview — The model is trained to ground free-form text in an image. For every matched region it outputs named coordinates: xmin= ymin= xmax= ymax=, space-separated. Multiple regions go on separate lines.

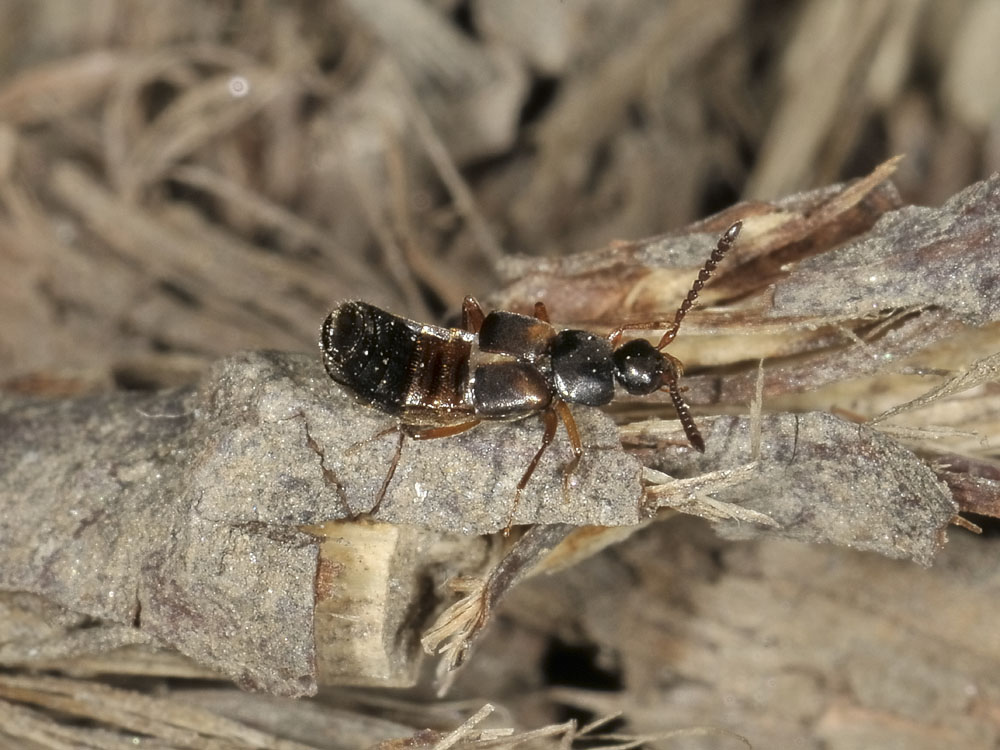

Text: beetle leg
xmin=462 ymin=296 xmax=486 ymax=333
xmin=370 ymin=420 xmax=481 ymax=516
xmin=408 ymin=419 xmax=482 ymax=440
xmin=552 ymin=400 xmax=583 ymax=503
xmin=505 ymin=407 xmax=560 ymax=535
xmin=344 ymin=421 xmax=400 ymax=456
xmin=371 ymin=426 xmax=406 ymax=514
xmin=663 ymin=350 xmax=685 ymax=377
xmin=607 ymin=318 xmax=672 ymax=348
xmin=532 ymin=301 xmax=550 ymax=323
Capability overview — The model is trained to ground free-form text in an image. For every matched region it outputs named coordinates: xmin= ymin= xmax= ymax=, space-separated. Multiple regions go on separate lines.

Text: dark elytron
xmin=321 ymin=221 xmax=742 ymax=528
xmin=321 ymin=302 xmax=473 ymax=425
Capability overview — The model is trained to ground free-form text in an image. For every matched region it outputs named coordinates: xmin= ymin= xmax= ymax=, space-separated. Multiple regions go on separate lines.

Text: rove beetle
xmin=320 ymin=221 xmax=742 ymax=528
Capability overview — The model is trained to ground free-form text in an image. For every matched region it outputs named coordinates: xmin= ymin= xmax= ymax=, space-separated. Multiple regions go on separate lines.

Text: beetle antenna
xmin=655 ymin=220 xmax=742 ymax=351
xmin=663 ymin=379 xmax=705 ymax=452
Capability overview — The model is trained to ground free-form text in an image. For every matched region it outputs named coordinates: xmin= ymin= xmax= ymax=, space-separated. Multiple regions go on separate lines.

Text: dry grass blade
xmin=0 ymin=674 xmax=321 ymax=750
xmin=642 ymin=465 xmax=775 ymax=527
xmin=0 ymin=50 xmax=120 ymax=125
xmin=871 ymin=350 xmax=1000 ymax=424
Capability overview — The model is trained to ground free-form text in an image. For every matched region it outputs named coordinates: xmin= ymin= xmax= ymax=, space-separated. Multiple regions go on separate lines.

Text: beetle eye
xmin=612 ymin=339 xmax=664 ymax=395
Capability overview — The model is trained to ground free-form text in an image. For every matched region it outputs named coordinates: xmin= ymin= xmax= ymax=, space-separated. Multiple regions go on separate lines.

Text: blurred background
xmin=2 ymin=1 xmax=1000 ymax=748
xmin=1 ymin=0 xmax=998 ymax=391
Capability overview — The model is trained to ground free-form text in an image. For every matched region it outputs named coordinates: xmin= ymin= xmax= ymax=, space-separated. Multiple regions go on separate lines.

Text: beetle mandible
xmin=320 ymin=222 xmax=742 ymax=529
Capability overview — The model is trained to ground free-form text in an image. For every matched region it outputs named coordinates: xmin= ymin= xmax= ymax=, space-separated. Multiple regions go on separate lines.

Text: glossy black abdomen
xmin=321 ymin=301 xmax=418 ymax=415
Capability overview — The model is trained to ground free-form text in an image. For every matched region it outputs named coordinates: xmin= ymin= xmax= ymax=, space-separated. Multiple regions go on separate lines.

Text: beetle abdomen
xmin=322 ymin=301 xmax=475 ymax=422
xmin=321 ymin=301 xmax=418 ymax=415
xmin=405 ymin=326 xmax=474 ymax=416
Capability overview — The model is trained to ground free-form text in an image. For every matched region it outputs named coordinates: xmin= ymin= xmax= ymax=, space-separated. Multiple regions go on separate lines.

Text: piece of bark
xmin=2 ymin=348 xmax=959 ymax=697
xmin=419 ymin=406 xmax=960 ymax=676
xmin=0 ymin=350 xmax=636 ymax=696
xmin=490 ymin=159 xmax=904 ymax=323
xmin=307 ymin=519 xmax=493 ymax=687
xmin=629 ymin=413 xmax=957 ymax=565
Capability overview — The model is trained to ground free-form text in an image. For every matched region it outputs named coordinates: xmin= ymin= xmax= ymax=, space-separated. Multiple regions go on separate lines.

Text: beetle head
xmin=612 ymin=339 xmax=670 ymax=395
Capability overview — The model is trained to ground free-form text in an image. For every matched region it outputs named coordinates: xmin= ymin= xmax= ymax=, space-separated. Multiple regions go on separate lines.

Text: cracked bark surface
xmin=0 ymin=350 xmax=639 ymax=695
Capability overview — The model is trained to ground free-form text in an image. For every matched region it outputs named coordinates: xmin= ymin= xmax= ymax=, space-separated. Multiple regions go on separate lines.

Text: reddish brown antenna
xmin=607 ymin=220 xmax=741 ymax=348
xmin=658 ymin=220 xmax=741 ymax=452
xmin=656 ymin=220 xmax=741 ymax=350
